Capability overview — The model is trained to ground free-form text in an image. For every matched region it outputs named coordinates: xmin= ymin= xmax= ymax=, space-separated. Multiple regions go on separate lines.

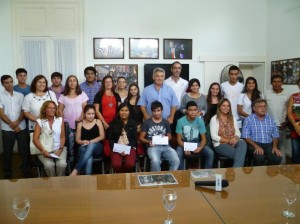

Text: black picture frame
xmin=163 ymin=39 xmax=192 ymax=59
xmin=271 ymin=58 xmax=300 ymax=84
xmin=129 ymin=38 xmax=159 ymax=59
xmin=144 ymin=63 xmax=189 ymax=87
xmin=94 ymin=64 xmax=138 ymax=87
xmin=93 ymin=38 xmax=124 ymax=59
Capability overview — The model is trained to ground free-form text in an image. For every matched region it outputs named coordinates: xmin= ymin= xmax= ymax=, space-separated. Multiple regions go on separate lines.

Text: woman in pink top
xmin=58 ymin=75 xmax=88 ymax=162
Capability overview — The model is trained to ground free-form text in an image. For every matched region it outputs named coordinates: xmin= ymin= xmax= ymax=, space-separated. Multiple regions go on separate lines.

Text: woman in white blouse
xmin=210 ymin=98 xmax=247 ymax=167
xmin=33 ymin=101 xmax=66 ymax=176
xmin=22 ymin=75 xmax=58 ymax=130
xmin=237 ymin=77 xmax=263 ymax=120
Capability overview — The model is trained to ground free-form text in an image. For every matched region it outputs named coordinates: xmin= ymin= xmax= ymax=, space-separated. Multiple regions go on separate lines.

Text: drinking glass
xmin=282 ymin=183 xmax=298 ymax=219
xmin=162 ymin=189 xmax=177 ymax=224
xmin=12 ymin=196 xmax=30 ymax=223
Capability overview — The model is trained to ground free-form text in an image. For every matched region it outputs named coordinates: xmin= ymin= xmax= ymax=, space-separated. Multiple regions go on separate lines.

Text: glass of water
xmin=162 ymin=189 xmax=177 ymax=224
xmin=12 ymin=196 xmax=30 ymax=223
xmin=282 ymin=183 xmax=298 ymax=219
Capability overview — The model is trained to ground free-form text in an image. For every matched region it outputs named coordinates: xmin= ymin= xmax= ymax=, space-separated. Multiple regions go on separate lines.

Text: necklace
xmin=105 ymin=94 xmax=114 ymax=108
xmin=33 ymin=92 xmax=50 ymax=101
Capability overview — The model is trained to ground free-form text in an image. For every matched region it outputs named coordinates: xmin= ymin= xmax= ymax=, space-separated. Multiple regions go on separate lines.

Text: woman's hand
xmin=82 ymin=140 xmax=90 ymax=145
xmin=103 ymin=122 xmax=109 ymax=130
xmin=120 ymin=151 xmax=126 ymax=156
xmin=229 ymin=136 xmax=238 ymax=146
xmin=55 ymin=148 xmax=63 ymax=157
xmin=42 ymin=150 xmax=50 ymax=158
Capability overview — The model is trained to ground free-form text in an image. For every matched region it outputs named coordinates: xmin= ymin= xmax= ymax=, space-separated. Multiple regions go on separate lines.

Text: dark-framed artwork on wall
xmin=93 ymin=38 xmax=124 ymax=59
xmin=129 ymin=38 xmax=159 ymax=59
xmin=94 ymin=64 xmax=138 ymax=86
xmin=271 ymin=58 xmax=300 ymax=84
xmin=163 ymin=39 xmax=192 ymax=59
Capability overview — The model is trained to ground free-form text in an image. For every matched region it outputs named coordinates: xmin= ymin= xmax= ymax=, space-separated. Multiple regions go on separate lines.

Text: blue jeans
xmin=214 ymin=140 xmax=247 ymax=168
xmin=147 ymin=145 xmax=180 ymax=172
xmin=291 ymin=138 xmax=300 ymax=164
xmin=2 ymin=130 xmax=30 ymax=178
xmin=176 ymin=145 xmax=214 ymax=169
xmin=75 ymin=142 xmax=103 ymax=175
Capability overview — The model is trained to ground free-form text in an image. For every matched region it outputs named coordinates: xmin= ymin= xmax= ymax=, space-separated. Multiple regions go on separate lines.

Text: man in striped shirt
xmin=242 ymin=99 xmax=282 ymax=166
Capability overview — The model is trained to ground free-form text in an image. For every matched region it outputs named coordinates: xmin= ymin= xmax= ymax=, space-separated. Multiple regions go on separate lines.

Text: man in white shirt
xmin=0 ymin=75 xmax=30 ymax=179
xmin=221 ymin=65 xmax=244 ymax=122
xmin=264 ymin=74 xmax=290 ymax=164
xmin=164 ymin=61 xmax=188 ymax=135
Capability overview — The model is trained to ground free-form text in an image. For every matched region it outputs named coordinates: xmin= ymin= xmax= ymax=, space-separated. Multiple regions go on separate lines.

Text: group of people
xmin=1 ymin=62 xmax=299 ymax=179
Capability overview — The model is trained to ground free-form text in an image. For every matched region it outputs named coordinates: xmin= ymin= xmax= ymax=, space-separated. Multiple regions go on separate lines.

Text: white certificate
xmin=113 ymin=143 xmax=131 ymax=155
xmin=183 ymin=142 xmax=197 ymax=151
xmin=152 ymin=135 xmax=169 ymax=145
xmin=50 ymin=153 xmax=60 ymax=159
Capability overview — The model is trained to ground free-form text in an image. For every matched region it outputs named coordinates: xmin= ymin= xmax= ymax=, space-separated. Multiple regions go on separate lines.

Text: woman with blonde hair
xmin=33 ymin=100 xmax=67 ymax=176
xmin=210 ymin=98 xmax=247 ymax=167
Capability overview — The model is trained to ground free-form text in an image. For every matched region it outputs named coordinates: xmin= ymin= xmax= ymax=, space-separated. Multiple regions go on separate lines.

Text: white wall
xmin=266 ymin=0 xmax=300 ymax=94
xmin=2 ymin=0 xmax=299 ymax=94
xmin=84 ymin=0 xmax=267 ymax=92
xmin=0 ymin=0 xmax=13 ymax=78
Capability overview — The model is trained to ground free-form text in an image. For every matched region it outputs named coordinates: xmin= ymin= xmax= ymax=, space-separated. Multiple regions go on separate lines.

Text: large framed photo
xmin=271 ymin=58 xmax=300 ymax=84
xmin=163 ymin=39 xmax=192 ymax=59
xmin=94 ymin=64 xmax=138 ymax=87
xmin=93 ymin=38 xmax=124 ymax=59
xmin=129 ymin=38 xmax=159 ymax=59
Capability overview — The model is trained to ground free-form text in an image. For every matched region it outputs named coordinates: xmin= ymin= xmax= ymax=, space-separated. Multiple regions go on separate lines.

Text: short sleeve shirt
xmin=176 ymin=116 xmax=206 ymax=142
xmin=141 ymin=118 xmax=171 ymax=141
xmin=58 ymin=92 xmax=88 ymax=129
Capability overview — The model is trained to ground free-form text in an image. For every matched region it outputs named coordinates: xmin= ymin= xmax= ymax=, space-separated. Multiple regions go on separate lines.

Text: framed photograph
xmin=144 ymin=63 xmax=189 ymax=87
xmin=93 ymin=38 xmax=124 ymax=59
xmin=129 ymin=38 xmax=159 ymax=59
xmin=94 ymin=64 xmax=138 ymax=87
xmin=271 ymin=58 xmax=300 ymax=84
xmin=163 ymin=39 xmax=192 ymax=59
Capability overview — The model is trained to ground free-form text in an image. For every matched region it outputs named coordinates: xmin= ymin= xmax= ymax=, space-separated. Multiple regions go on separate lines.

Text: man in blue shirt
xmin=13 ymin=68 xmax=30 ymax=96
xmin=242 ymin=99 xmax=282 ymax=166
xmin=80 ymin=66 xmax=101 ymax=105
xmin=138 ymin=67 xmax=178 ymax=124
xmin=176 ymin=101 xmax=214 ymax=169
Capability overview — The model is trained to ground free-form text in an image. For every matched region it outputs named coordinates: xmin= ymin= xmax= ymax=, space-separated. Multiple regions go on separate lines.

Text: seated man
xmin=176 ymin=101 xmax=214 ymax=170
xmin=242 ymin=99 xmax=282 ymax=166
xmin=140 ymin=101 xmax=180 ymax=171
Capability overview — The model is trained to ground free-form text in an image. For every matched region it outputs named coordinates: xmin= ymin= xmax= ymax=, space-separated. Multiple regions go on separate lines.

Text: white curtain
xmin=53 ymin=39 xmax=77 ymax=82
xmin=21 ymin=39 xmax=48 ymax=81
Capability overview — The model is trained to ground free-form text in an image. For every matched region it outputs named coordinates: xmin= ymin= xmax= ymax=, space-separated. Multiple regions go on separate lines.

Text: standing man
xmin=242 ymin=99 xmax=282 ymax=166
xmin=13 ymin=68 xmax=30 ymax=96
xmin=0 ymin=75 xmax=30 ymax=179
xmin=264 ymin=74 xmax=290 ymax=164
xmin=80 ymin=66 xmax=101 ymax=105
xmin=221 ymin=65 xmax=244 ymax=121
xmin=140 ymin=101 xmax=180 ymax=171
xmin=164 ymin=61 xmax=188 ymax=132
xmin=49 ymin=72 xmax=64 ymax=100
xmin=176 ymin=101 xmax=214 ymax=170
xmin=138 ymin=67 xmax=178 ymax=124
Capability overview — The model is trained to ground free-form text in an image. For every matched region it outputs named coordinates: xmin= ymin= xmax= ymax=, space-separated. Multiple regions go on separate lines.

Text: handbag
xmin=30 ymin=123 xmax=54 ymax=155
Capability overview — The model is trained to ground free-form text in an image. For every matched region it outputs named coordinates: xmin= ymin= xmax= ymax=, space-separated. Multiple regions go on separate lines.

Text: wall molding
xmin=199 ymin=55 xmax=266 ymax=62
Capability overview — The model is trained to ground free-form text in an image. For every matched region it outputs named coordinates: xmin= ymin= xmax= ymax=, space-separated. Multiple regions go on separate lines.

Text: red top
xmin=102 ymin=94 xmax=117 ymax=124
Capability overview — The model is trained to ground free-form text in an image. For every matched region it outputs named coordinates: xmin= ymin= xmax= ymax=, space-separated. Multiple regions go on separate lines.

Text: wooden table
xmin=0 ymin=165 xmax=299 ymax=223
xmin=198 ymin=165 xmax=300 ymax=224
xmin=0 ymin=171 xmax=222 ymax=223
